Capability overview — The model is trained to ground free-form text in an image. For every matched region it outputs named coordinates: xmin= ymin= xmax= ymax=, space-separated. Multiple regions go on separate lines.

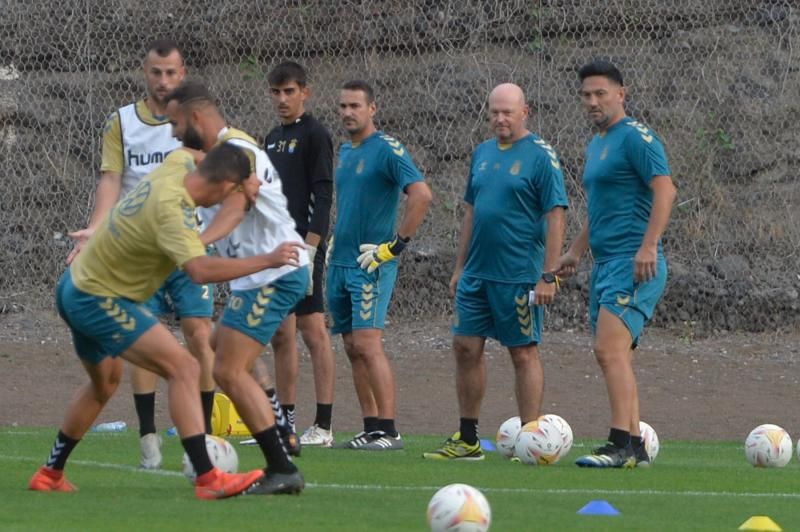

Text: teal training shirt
xmin=330 ymin=131 xmax=424 ymax=267
xmin=583 ymin=117 xmax=671 ymax=263
xmin=463 ymin=133 xmax=569 ymax=283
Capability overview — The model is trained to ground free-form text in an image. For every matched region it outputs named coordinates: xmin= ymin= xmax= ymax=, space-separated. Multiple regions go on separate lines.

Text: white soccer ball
xmin=182 ymin=435 xmax=239 ymax=482
xmin=514 ymin=419 xmax=563 ymax=465
xmin=639 ymin=421 xmax=660 ymax=462
xmin=745 ymin=424 xmax=792 ymax=468
xmin=495 ymin=416 xmax=521 ymax=459
xmin=538 ymin=414 xmax=573 ymax=459
xmin=427 ymin=483 xmax=491 ymax=532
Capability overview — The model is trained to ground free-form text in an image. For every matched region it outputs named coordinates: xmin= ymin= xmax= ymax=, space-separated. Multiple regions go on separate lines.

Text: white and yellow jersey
xmin=101 ymin=99 xmax=181 ymax=197
xmin=198 ymin=127 xmax=308 ymax=291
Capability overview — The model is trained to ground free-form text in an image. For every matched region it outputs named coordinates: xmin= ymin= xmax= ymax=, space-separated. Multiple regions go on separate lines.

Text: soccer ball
xmin=744 ymin=424 xmax=792 ymax=468
xmin=538 ymin=414 xmax=573 ymax=459
xmin=514 ymin=419 xmax=563 ymax=465
xmin=182 ymin=435 xmax=239 ymax=482
xmin=427 ymin=483 xmax=491 ymax=532
xmin=639 ymin=421 xmax=660 ymax=462
xmin=495 ymin=416 xmax=521 ymax=459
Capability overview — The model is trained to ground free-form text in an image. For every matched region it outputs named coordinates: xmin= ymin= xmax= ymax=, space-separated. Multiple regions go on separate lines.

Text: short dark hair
xmin=578 ymin=60 xmax=624 ymax=86
xmin=146 ymin=38 xmax=183 ymax=60
xmin=267 ymin=61 xmax=308 ymax=87
xmin=199 ymin=143 xmax=251 ymax=184
xmin=342 ymin=79 xmax=375 ymax=104
xmin=166 ymin=81 xmax=215 ymax=107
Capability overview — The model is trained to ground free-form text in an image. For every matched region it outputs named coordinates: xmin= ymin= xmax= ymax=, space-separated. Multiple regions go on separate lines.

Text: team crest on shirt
xmin=356 ymin=159 xmax=365 ymax=174
xmin=181 ymin=201 xmax=196 ymax=230
xmin=600 ymin=146 xmax=609 ymax=160
xmin=510 ymin=161 xmax=521 ymax=176
xmin=288 ymin=139 xmax=298 ymax=153
xmin=118 ymin=181 xmax=150 ymax=217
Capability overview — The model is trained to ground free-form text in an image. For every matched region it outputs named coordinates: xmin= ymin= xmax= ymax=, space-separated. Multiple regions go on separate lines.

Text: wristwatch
xmin=541 ymin=272 xmax=558 ymax=284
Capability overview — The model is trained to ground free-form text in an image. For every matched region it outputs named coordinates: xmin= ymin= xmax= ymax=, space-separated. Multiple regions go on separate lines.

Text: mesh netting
xmin=1 ymin=1 xmax=798 ymax=334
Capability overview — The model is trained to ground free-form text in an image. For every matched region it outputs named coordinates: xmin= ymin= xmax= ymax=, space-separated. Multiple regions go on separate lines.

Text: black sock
xmin=609 ymin=428 xmax=631 ymax=448
xmin=282 ymin=404 xmax=296 ymax=432
xmin=46 ymin=431 xmax=80 ymax=471
xmin=201 ymin=391 xmax=215 ymax=435
xmin=459 ymin=418 xmax=479 ymax=445
xmin=252 ymin=426 xmax=297 ymax=474
xmin=363 ymin=416 xmax=379 ymax=434
xmin=134 ymin=393 xmax=156 ymax=437
xmin=181 ymin=433 xmax=213 ymax=477
xmin=265 ymin=388 xmax=289 ymax=434
xmin=631 ymin=435 xmax=644 ymax=450
xmin=378 ymin=419 xmax=397 ymax=438
xmin=314 ymin=403 xmax=333 ymax=430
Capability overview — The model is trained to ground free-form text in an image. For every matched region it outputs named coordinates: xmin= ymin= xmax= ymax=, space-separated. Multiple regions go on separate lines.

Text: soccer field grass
xmin=1 ymin=428 xmax=798 ymax=531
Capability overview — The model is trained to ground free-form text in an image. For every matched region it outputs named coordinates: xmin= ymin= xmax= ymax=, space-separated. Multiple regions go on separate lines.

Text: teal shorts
xmin=590 ymin=255 xmax=668 ymax=345
xmin=142 ymin=268 xmax=214 ymax=318
xmin=56 ymin=269 xmax=159 ymax=364
xmin=326 ymin=263 xmax=398 ymax=335
xmin=452 ymin=274 xmax=542 ymax=347
xmin=220 ymin=267 xmax=309 ymax=345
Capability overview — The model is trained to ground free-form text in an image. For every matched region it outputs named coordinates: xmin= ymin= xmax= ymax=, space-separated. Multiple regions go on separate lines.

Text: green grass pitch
xmin=1 ymin=428 xmax=798 ymax=531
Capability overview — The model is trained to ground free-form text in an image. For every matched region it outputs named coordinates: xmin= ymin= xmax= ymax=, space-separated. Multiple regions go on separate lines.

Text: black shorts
xmin=293 ymin=245 xmax=325 ymax=316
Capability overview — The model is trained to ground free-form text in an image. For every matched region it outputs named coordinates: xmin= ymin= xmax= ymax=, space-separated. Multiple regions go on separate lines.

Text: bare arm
xmin=199 ymin=192 xmax=247 ymax=247
xmin=183 ymin=241 xmax=305 ymax=284
xmin=449 ymin=203 xmax=473 ymax=296
xmin=635 ymin=175 xmax=676 ymax=282
xmin=534 ymin=206 xmax=567 ymax=305
xmin=554 ymin=217 xmax=589 ymax=278
xmin=88 ymin=171 xmax=123 ymax=230
xmin=66 ymin=171 xmax=122 ymax=264
xmin=396 ymin=181 xmax=433 ymax=239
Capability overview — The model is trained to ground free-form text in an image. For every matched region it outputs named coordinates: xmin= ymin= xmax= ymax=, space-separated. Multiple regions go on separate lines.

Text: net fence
xmin=1 ymin=0 xmax=798 ymax=334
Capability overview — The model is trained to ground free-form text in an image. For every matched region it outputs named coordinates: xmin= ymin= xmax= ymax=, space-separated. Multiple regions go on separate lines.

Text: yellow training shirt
xmin=72 ymin=149 xmax=207 ymax=302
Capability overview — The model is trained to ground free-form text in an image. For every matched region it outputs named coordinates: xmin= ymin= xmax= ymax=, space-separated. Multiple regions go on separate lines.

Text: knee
xmin=183 ymin=322 xmax=212 ymax=353
xmin=302 ymin=326 xmax=329 ymax=355
xmin=453 ymin=339 xmax=481 ymax=367
xmin=94 ymin=373 xmax=122 ymax=404
xmin=510 ymin=346 xmax=540 ymax=370
xmin=213 ymin=358 xmax=241 ymax=390
xmin=271 ymin=327 xmax=293 ymax=355
xmin=593 ymin=343 xmax=623 ymax=371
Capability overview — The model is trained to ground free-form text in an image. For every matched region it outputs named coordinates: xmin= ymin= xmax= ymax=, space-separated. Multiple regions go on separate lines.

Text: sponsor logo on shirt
xmin=126 ymin=150 xmax=172 ymax=168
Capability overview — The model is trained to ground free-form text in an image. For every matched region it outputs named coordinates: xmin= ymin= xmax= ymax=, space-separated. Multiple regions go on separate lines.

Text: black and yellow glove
xmin=356 ymin=235 xmax=409 ymax=273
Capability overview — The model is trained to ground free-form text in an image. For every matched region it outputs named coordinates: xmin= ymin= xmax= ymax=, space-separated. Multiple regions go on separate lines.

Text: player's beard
xmin=182 ymin=123 xmax=205 ymax=150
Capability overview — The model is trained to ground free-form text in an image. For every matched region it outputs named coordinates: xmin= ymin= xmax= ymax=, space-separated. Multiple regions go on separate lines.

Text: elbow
xmin=182 ymin=259 xmax=209 ymax=284
xmin=417 ymin=184 xmax=433 ymax=210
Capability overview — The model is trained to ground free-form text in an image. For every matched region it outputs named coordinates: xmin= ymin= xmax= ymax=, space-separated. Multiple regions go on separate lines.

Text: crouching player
xmin=28 ymin=143 xmax=304 ymax=499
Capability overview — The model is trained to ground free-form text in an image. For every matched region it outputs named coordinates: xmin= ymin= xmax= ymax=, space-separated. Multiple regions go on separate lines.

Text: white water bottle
xmin=91 ymin=421 xmax=127 ymax=433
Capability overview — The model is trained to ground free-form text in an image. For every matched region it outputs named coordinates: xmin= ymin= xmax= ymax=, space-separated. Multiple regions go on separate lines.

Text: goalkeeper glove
xmin=356 ymin=234 xmax=409 ymax=273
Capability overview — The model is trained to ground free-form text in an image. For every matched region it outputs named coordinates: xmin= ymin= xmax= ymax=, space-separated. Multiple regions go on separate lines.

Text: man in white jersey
xmin=67 ymin=39 xmax=223 ymax=470
xmin=165 ymin=81 xmax=307 ymax=494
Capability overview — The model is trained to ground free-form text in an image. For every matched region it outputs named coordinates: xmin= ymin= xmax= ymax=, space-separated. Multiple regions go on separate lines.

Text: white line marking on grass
xmin=0 ymin=454 xmax=182 ymax=477
xmin=4 ymin=454 xmax=797 ymax=499
xmin=307 ymin=482 xmax=800 ymax=499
